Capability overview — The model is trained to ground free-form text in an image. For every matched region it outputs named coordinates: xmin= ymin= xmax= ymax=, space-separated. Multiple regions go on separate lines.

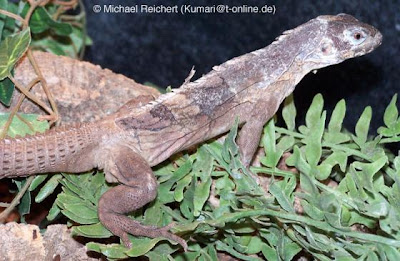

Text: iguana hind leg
xmin=98 ymin=145 xmax=187 ymax=251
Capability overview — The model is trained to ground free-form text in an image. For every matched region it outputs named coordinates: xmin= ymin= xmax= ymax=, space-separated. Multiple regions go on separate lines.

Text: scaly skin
xmin=0 ymin=14 xmax=382 ymax=251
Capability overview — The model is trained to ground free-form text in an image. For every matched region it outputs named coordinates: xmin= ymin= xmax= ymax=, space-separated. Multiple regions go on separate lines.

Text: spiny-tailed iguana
xmin=0 ymin=14 xmax=382 ymax=251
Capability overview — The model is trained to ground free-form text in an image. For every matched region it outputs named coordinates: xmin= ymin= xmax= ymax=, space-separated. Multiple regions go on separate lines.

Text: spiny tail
xmin=0 ymin=123 xmax=99 ymax=178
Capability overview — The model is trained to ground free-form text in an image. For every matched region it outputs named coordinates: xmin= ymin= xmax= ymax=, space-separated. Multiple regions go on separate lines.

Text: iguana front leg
xmin=98 ymin=145 xmax=187 ymax=250
xmin=237 ymin=119 xmax=265 ymax=167
xmin=237 ymin=98 xmax=279 ymax=167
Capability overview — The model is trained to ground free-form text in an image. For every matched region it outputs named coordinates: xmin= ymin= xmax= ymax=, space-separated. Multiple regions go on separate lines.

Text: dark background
xmin=83 ymin=0 xmax=399 ymax=133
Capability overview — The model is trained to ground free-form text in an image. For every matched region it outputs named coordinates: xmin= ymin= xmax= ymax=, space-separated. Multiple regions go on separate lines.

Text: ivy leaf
xmin=0 ymin=0 xmax=7 ymax=40
xmin=0 ymin=112 xmax=48 ymax=137
xmin=0 ymin=73 xmax=14 ymax=106
xmin=0 ymin=28 xmax=31 ymax=80
xmin=0 ymin=0 xmax=18 ymax=40
xmin=24 ymin=6 xmax=72 ymax=36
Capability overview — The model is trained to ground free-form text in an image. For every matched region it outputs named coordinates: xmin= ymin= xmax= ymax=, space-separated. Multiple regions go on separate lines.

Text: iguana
xmin=0 ymin=14 xmax=382 ymax=251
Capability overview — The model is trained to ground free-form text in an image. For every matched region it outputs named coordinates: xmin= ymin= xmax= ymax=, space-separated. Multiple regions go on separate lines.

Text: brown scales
xmin=0 ymin=14 xmax=382 ymax=251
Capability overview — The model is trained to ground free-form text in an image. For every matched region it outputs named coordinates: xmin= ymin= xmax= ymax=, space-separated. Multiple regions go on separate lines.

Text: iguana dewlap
xmin=0 ymin=14 xmax=382 ymax=251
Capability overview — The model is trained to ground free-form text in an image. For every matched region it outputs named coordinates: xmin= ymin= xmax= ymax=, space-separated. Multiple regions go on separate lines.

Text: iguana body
xmin=0 ymin=14 xmax=382 ymax=250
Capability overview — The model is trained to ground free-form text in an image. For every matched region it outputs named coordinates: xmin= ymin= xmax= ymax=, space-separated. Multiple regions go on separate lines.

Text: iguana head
xmin=298 ymin=14 xmax=382 ymax=68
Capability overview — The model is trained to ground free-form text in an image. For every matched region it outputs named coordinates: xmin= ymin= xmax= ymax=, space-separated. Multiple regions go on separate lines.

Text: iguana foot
xmin=98 ymin=184 xmax=187 ymax=251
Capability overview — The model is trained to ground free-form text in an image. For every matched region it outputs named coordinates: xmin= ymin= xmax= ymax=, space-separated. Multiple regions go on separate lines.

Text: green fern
xmin=16 ymin=93 xmax=399 ymax=260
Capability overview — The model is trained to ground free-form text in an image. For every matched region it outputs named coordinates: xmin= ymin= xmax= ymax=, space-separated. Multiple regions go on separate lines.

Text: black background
xmin=83 ymin=0 xmax=399 ymax=133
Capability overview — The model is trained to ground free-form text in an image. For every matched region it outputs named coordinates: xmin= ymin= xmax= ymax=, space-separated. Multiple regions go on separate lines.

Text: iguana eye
xmin=346 ymin=30 xmax=366 ymax=45
xmin=354 ymin=32 xmax=363 ymax=40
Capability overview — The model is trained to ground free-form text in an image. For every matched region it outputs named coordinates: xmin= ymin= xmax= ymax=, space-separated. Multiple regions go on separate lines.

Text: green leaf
xmin=0 ymin=113 xmax=49 ymax=137
xmin=324 ymin=99 xmax=351 ymax=144
xmin=0 ymin=77 xmax=14 ymax=106
xmin=282 ymin=94 xmax=296 ymax=131
xmin=0 ymin=2 xmax=17 ymax=40
xmin=216 ymin=241 xmax=263 ymax=261
xmin=315 ymin=151 xmax=348 ymax=180
xmin=143 ymin=200 xmax=163 ymax=226
xmin=0 ymin=0 xmax=7 ymax=40
xmin=301 ymin=200 xmax=325 ymax=220
xmin=180 ymin=176 xmax=196 ymax=220
xmin=25 ymin=6 xmax=72 ymax=36
xmin=222 ymin=118 xmax=239 ymax=163
xmin=305 ymin=93 xmax=324 ymax=131
xmin=35 ymin=174 xmax=62 ymax=203
xmin=192 ymin=146 xmax=214 ymax=181
xmin=64 ymin=201 xmax=97 ymax=220
xmin=328 ymin=99 xmax=346 ymax=133
xmin=193 ymin=176 xmax=212 ymax=217
xmin=286 ymin=146 xmax=311 ymax=175
xmin=13 ymin=179 xmax=31 ymax=220
xmin=378 ymin=95 xmax=400 ymax=137
xmin=86 ymin=243 xmax=128 ymax=259
xmin=30 ymin=36 xmax=67 ymax=56
xmin=269 ymin=181 xmax=295 ymax=213
xmin=46 ymin=202 xmax=60 ymax=221
xmin=261 ymin=119 xmax=279 ymax=168
xmin=56 ymin=192 xmax=84 ymax=206
xmin=60 ymin=201 xmax=99 ymax=225
xmin=353 ymin=106 xmax=372 ymax=147
xmin=174 ymin=174 xmax=192 ymax=202
xmin=383 ymin=94 xmax=398 ymax=128
xmin=261 ymin=243 xmax=278 ymax=261
xmin=304 ymin=111 xmax=325 ymax=168
xmin=72 ymin=222 xmax=113 ymax=238
xmin=0 ymin=28 xmax=31 ymax=80
xmin=126 ymin=237 xmax=168 ymax=257
xmin=29 ymin=174 xmax=48 ymax=191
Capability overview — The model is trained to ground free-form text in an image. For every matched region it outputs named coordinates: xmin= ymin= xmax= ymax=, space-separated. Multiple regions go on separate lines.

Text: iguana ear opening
xmin=320 ymin=39 xmax=336 ymax=56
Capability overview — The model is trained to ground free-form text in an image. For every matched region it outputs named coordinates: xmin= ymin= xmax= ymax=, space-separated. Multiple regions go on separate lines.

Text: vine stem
xmin=27 ymin=49 xmax=60 ymax=125
xmin=8 ymin=75 xmax=54 ymax=115
xmin=0 ymin=10 xmax=27 ymax=26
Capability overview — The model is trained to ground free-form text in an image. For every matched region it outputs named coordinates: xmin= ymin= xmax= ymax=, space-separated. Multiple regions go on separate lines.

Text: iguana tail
xmin=0 ymin=123 xmax=100 ymax=178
